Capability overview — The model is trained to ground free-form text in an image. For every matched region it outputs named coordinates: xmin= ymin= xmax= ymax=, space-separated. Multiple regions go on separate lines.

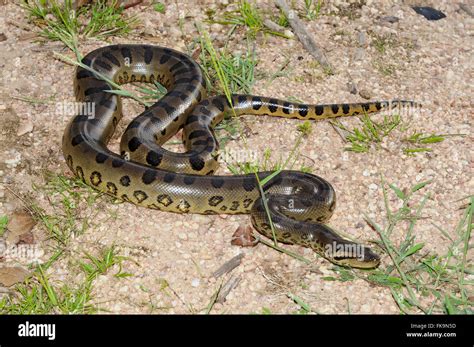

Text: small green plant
xmin=0 ymin=215 xmax=8 ymax=237
xmin=331 ymin=114 xmax=402 ymax=153
xmin=0 ymin=265 xmax=95 ymax=314
xmin=213 ymin=0 xmax=290 ymax=38
xmin=402 ymin=132 xmax=451 ymax=155
xmin=331 ymin=114 xmax=463 ymax=155
xmin=365 ymin=181 xmax=473 ymax=314
xmin=303 ymin=0 xmax=323 ymax=20
xmin=22 ymin=0 xmax=137 ymax=50
xmin=79 ymin=246 xmax=133 ymax=280
xmin=153 ymin=2 xmax=166 ymax=13
xmin=198 ymin=39 xmax=257 ymax=95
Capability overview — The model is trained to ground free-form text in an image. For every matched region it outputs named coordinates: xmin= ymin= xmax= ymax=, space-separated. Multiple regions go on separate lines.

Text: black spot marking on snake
xmin=208 ymin=196 xmax=224 ymax=207
xmin=251 ymin=96 xmax=262 ymax=110
xmin=95 ymin=152 xmax=108 ymax=164
xmin=199 ymin=107 xmax=211 ymax=117
xmin=120 ymin=175 xmax=131 ymax=187
xmin=315 ymin=105 xmax=324 ymax=116
xmin=220 ymin=205 xmax=227 ymax=212
xmin=147 ymin=203 xmax=161 ymax=210
xmin=237 ymin=95 xmax=247 ymax=104
xmin=192 ymin=139 xmax=209 ymax=147
xmin=242 ymin=177 xmax=256 ymax=192
xmin=71 ymin=134 xmax=85 ymax=146
xmin=173 ymin=68 xmax=189 ymax=76
xmin=331 ymin=104 xmax=339 ymax=114
xmin=120 ymin=47 xmax=132 ymax=64
xmin=230 ymin=201 xmax=240 ymax=211
xmin=157 ymin=194 xmax=173 ymax=207
xmin=200 ymin=99 xmax=209 ymax=107
xmin=362 ymin=103 xmax=370 ymax=111
xmin=282 ymin=232 xmax=291 ymax=239
xmin=102 ymin=51 xmax=120 ymax=67
xmin=159 ymin=54 xmax=171 ymax=64
xmin=183 ymin=176 xmax=196 ymax=185
xmin=94 ymin=59 xmax=112 ymax=71
xmin=188 ymin=130 xmax=207 ymax=140
xmin=283 ymin=102 xmax=292 ymax=114
xmin=174 ymin=77 xmax=192 ymax=84
xmin=316 ymin=215 xmax=325 ymax=222
xmin=189 ymin=155 xmax=205 ymax=171
xmin=142 ymin=169 xmax=157 ymax=184
xmin=76 ymin=166 xmax=85 ymax=181
xmin=106 ymin=182 xmax=118 ymax=195
xmin=212 ymin=98 xmax=225 ymax=112
xmin=185 ymin=115 xmax=199 ymax=125
xmin=342 ymin=104 xmax=350 ymax=115
xmin=329 ymin=200 xmax=336 ymax=212
xmin=128 ymin=120 xmax=140 ymax=129
xmin=161 ymin=128 xmax=167 ymax=136
xmin=203 ymin=209 xmax=218 ymax=215
xmin=375 ymin=102 xmax=382 ymax=111
xmin=243 ymin=198 xmax=253 ymax=208
xmin=128 ymin=137 xmax=142 ymax=152
xmin=90 ymin=171 xmax=102 ymax=186
xmin=268 ymin=99 xmax=278 ymax=113
xmin=168 ymin=90 xmax=188 ymax=101
xmin=211 ymin=177 xmax=224 ymax=188
xmin=99 ymin=97 xmax=115 ymax=109
xmin=84 ymin=86 xmax=110 ymax=96
xmin=178 ymin=200 xmax=191 ymax=212
xmin=163 ymin=172 xmax=176 ymax=183
xmin=77 ymin=70 xmax=94 ymax=79
xmin=146 ymin=151 xmax=163 ymax=166
xmin=299 ymin=104 xmax=308 ymax=117
xmin=162 ymin=103 xmax=176 ymax=115
xmin=112 ymin=159 xmax=125 ymax=168
xmin=134 ymin=190 xmax=148 ymax=203
xmin=144 ymin=46 xmax=153 ymax=64
xmin=295 ymin=222 xmax=305 ymax=230
xmin=66 ymin=155 xmax=73 ymax=168
xmin=169 ymin=61 xmax=184 ymax=72
xmin=121 ymin=194 xmax=132 ymax=203
xmin=72 ymin=115 xmax=89 ymax=123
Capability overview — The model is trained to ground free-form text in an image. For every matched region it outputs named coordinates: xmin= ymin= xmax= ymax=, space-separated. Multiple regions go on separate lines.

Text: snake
xmin=62 ymin=44 xmax=417 ymax=268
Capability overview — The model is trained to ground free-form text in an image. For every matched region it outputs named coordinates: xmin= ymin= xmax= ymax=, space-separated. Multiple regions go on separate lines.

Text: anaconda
xmin=62 ymin=44 xmax=417 ymax=268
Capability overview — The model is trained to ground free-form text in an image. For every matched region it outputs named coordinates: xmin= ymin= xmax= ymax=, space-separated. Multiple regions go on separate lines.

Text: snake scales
xmin=62 ymin=44 xmax=416 ymax=268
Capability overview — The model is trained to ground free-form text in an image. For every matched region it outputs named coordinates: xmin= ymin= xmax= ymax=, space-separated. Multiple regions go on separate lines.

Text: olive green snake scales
xmin=62 ymin=44 xmax=417 ymax=268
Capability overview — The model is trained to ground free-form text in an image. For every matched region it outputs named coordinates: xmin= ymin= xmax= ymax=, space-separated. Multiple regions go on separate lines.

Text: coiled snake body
xmin=63 ymin=44 xmax=416 ymax=268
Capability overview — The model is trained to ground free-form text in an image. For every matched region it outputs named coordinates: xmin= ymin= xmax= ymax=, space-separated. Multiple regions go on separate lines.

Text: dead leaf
xmin=231 ymin=224 xmax=258 ymax=247
xmin=18 ymin=231 xmax=35 ymax=245
xmin=0 ymin=267 xmax=30 ymax=287
xmin=6 ymin=211 xmax=36 ymax=244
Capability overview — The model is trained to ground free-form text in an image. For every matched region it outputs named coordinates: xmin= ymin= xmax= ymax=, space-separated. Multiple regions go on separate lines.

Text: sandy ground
xmin=0 ymin=0 xmax=472 ymax=313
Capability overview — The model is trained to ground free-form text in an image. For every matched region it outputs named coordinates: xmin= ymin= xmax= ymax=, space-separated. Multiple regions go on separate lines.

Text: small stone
xmin=17 ymin=120 xmax=34 ymax=136
xmin=369 ymin=183 xmax=378 ymax=191
xmin=359 ymin=89 xmax=372 ymax=100
xmin=191 ymin=278 xmax=200 ymax=287
xmin=379 ymin=16 xmax=399 ymax=24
